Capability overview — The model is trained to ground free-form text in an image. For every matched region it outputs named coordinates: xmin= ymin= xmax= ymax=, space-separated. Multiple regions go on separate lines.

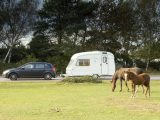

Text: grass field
xmin=0 ymin=80 xmax=160 ymax=120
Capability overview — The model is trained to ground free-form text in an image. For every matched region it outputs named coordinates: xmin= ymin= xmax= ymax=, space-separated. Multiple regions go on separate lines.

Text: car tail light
xmin=52 ymin=67 xmax=56 ymax=73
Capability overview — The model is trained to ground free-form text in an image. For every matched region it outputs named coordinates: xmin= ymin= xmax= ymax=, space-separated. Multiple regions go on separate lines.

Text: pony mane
xmin=127 ymin=71 xmax=136 ymax=75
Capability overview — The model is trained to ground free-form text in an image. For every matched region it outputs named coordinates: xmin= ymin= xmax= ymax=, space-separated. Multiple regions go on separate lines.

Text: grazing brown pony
xmin=111 ymin=67 xmax=144 ymax=92
xmin=124 ymin=71 xmax=150 ymax=98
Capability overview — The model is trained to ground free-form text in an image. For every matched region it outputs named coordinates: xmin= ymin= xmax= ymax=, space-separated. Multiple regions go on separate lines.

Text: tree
xmin=0 ymin=0 xmax=39 ymax=63
xmin=35 ymin=0 xmax=70 ymax=45
xmin=35 ymin=0 xmax=97 ymax=45
xmin=85 ymin=0 xmax=136 ymax=66
xmin=84 ymin=0 xmax=121 ymax=52
xmin=132 ymin=0 xmax=159 ymax=70
xmin=29 ymin=34 xmax=52 ymax=60
xmin=32 ymin=0 xmax=97 ymax=72
xmin=31 ymin=0 xmax=160 ymax=71
xmin=132 ymin=39 xmax=160 ymax=70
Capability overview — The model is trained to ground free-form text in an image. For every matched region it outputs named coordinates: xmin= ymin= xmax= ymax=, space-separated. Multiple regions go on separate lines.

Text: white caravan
xmin=66 ymin=51 xmax=115 ymax=77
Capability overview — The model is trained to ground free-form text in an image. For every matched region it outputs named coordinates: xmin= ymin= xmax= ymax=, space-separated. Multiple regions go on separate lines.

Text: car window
xmin=45 ymin=64 xmax=52 ymax=69
xmin=23 ymin=64 xmax=34 ymax=69
xmin=35 ymin=64 xmax=45 ymax=69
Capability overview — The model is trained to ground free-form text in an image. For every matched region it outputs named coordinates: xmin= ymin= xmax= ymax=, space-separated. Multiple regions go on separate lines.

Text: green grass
xmin=0 ymin=80 xmax=160 ymax=120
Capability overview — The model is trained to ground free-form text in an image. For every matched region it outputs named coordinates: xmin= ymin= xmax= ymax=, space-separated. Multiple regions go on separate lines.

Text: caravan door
xmin=101 ymin=55 xmax=109 ymax=75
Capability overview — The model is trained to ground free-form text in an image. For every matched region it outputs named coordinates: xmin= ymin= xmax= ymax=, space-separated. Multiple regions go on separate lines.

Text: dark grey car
xmin=2 ymin=62 xmax=56 ymax=80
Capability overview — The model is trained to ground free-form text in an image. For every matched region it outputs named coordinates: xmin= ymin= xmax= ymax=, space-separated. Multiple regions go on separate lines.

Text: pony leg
xmin=145 ymin=88 xmax=147 ymax=97
xmin=142 ymin=85 xmax=144 ymax=94
xmin=120 ymin=79 xmax=122 ymax=92
xmin=148 ymin=86 xmax=150 ymax=97
xmin=134 ymin=85 xmax=138 ymax=97
xmin=136 ymin=86 xmax=139 ymax=93
xmin=132 ymin=85 xmax=136 ymax=98
xmin=132 ymin=83 xmax=134 ymax=93
xmin=111 ymin=78 xmax=117 ymax=92
xmin=125 ymin=80 xmax=129 ymax=92
xmin=112 ymin=84 xmax=116 ymax=92
xmin=145 ymin=87 xmax=149 ymax=98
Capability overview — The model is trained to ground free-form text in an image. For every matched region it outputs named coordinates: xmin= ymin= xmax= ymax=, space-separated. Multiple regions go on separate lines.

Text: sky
xmin=20 ymin=34 xmax=33 ymax=46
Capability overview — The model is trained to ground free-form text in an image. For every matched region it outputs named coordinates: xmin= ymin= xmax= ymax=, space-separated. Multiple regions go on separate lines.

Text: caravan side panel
xmin=66 ymin=51 xmax=115 ymax=76
xmin=71 ymin=55 xmax=94 ymax=76
xmin=90 ymin=54 xmax=102 ymax=75
xmin=107 ymin=53 xmax=115 ymax=75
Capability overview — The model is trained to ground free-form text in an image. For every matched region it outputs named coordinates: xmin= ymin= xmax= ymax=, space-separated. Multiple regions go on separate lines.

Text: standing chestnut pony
xmin=111 ymin=67 xmax=144 ymax=92
xmin=124 ymin=71 xmax=150 ymax=98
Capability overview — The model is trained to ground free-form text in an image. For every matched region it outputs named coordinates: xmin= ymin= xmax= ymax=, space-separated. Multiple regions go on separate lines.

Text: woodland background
xmin=0 ymin=0 xmax=160 ymax=73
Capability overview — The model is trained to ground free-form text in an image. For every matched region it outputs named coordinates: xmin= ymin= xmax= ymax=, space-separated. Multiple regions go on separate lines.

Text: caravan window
xmin=103 ymin=57 xmax=107 ymax=63
xmin=76 ymin=59 xmax=90 ymax=66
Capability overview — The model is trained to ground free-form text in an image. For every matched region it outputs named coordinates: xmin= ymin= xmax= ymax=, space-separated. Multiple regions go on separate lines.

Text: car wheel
xmin=44 ymin=73 xmax=52 ymax=80
xmin=9 ymin=73 xmax=17 ymax=80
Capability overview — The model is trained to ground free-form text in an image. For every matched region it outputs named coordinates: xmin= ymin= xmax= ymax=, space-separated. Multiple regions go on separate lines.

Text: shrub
xmin=0 ymin=62 xmax=17 ymax=74
xmin=16 ymin=55 xmax=38 ymax=66
xmin=62 ymin=76 xmax=102 ymax=83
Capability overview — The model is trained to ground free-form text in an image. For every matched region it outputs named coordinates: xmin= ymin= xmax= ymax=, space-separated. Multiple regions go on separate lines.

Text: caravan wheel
xmin=92 ymin=74 xmax=99 ymax=79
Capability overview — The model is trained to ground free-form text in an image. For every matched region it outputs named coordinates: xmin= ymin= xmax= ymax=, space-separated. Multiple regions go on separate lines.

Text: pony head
xmin=124 ymin=71 xmax=136 ymax=82
xmin=124 ymin=71 xmax=128 ymax=82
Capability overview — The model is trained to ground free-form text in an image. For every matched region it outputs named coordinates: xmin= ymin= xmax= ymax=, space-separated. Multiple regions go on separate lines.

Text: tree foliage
xmin=0 ymin=0 xmax=39 ymax=63
xmin=0 ymin=0 xmax=160 ymax=71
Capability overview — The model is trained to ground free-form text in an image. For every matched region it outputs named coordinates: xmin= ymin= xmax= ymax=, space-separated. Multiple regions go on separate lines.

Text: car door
xmin=33 ymin=63 xmax=45 ymax=77
xmin=19 ymin=63 xmax=35 ymax=77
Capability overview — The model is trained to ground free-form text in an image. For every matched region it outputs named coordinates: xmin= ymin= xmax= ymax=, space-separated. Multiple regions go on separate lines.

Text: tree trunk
xmin=145 ymin=59 xmax=150 ymax=71
xmin=8 ymin=51 xmax=12 ymax=63
xmin=82 ymin=28 xmax=86 ymax=47
xmin=73 ymin=32 xmax=78 ymax=46
xmin=58 ymin=32 xmax=62 ymax=45
xmin=3 ymin=46 xmax=12 ymax=63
